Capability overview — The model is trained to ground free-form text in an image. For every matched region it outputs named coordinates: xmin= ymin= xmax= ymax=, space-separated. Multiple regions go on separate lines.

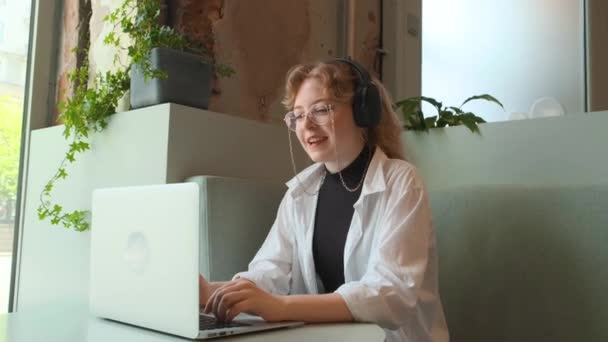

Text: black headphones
xmin=332 ymin=58 xmax=382 ymax=128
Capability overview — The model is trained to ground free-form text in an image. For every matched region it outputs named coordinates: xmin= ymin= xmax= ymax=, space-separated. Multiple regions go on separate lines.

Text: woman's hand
xmin=203 ymin=278 xmax=287 ymax=322
xmin=199 ymin=274 xmax=212 ymax=308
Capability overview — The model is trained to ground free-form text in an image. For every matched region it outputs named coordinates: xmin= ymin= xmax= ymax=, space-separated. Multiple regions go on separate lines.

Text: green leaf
xmin=76 ymin=141 xmax=90 ymax=152
xmin=397 ymin=99 xmax=419 ymax=125
xmin=44 ymin=183 xmax=53 ymax=193
xmin=37 ymin=207 xmax=48 ymax=220
xmin=394 ymin=97 xmax=416 ymax=108
xmin=436 ymin=111 xmax=452 ymax=127
xmin=461 ymin=94 xmax=504 ymax=109
xmin=416 ymin=96 xmax=442 ymax=113
xmin=459 ymin=113 xmax=481 ymax=134
xmin=448 ymin=106 xmax=464 ymax=114
xmin=215 ymin=64 xmax=235 ymax=78
xmin=398 ymin=99 xmax=419 ymax=114
xmin=52 ymin=204 xmax=62 ymax=214
xmin=39 ymin=0 xmax=236 ymax=233
xmin=473 ymin=116 xmax=486 ymax=124
xmin=438 ymin=110 xmax=453 ymax=118
xmin=396 ymin=96 xmax=444 ymax=130
xmin=416 ymin=110 xmax=428 ymax=131
xmin=444 ymin=114 xmax=458 ymax=126
xmin=398 ymin=96 xmax=442 ymax=115
xmin=103 ymin=32 xmax=116 ymax=46
xmin=424 ymin=116 xmax=437 ymax=128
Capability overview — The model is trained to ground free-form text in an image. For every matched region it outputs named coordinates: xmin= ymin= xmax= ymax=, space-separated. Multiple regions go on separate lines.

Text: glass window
xmin=0 ymin=0 xmax=32 ymax=313
xmin=0 ymin=23 xmax=5 ymax=44
xmin=422 ymin=0 xmax=586 ymax=122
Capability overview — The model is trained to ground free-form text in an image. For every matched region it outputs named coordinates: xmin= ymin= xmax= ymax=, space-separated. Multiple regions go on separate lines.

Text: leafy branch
xmin=395 ymin=94 xmax=504 ymax=133
xmin=38 ymin=0 xmax=232 ymax=231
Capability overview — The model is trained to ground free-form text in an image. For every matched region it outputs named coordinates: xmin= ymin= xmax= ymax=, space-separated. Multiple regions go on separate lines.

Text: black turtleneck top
xmin=312 ymin=145 xmax=373 ymax=293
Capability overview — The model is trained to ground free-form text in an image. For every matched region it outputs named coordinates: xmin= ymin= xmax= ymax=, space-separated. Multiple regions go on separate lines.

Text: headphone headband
xmin=333 ymin=58 xmax=372 ymax=87
xmin=330 ymin=58 xmax=382 ymax=128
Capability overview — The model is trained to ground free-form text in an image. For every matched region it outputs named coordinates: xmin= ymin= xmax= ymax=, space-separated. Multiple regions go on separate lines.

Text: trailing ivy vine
xmin=37 ymin=0 xmax=232 ymax=231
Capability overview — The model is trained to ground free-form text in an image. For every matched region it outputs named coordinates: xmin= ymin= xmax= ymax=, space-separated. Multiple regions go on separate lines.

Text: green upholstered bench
xmin=429 ymin=185 xmax=608 ymax=342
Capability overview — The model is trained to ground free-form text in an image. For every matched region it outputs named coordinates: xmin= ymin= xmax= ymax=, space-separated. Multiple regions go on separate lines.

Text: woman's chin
xmin=306 ymin=150 xmax=331 ymax=164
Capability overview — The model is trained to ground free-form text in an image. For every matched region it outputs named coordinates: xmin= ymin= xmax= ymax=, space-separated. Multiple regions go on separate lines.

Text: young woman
xmin=199 ymin=59 xmax=449 ymax=342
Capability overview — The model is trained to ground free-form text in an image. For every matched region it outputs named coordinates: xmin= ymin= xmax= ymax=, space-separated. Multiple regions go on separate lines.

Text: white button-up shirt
xmin=235 ymin=147 xmax=449 ymax=342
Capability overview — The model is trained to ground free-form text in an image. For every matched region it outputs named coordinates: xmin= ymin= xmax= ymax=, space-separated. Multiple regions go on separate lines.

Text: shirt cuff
xmin=336 ymin=281 xmax=402 ymax=330
xmin=232 ymin=271 xmax=266 ymax=291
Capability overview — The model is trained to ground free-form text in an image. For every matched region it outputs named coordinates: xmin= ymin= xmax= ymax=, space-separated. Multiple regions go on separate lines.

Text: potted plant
xmin=395 ymin=94 xmax=504 ymax=133
xmin=37 ymin=0 xmax=233 ymax=232
xmin=124 ymin=2 xmax=233 ymax=109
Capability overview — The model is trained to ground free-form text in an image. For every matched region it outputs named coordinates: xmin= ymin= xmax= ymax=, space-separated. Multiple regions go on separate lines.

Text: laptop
xmin=89 ymin=182 xmax=304 ymax=339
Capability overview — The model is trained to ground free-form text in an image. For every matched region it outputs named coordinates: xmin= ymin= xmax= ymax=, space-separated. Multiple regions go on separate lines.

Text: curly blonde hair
xmin=282 ymin=61 xmax=405 ymax=160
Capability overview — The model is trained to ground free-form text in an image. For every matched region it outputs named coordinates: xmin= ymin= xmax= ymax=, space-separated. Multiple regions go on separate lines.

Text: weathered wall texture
xmin=349 ymin=0 xmax=381 ymax=79
xmin=54 ymin=0 xmax=381 ymax=123
xmin=54 ymin=0 xmax=127 ymax=123
xmin=169 ymin=0 xmax=316 ymax=121
xmin=54 ymin=0 xmax=82 ymax=123
xmin=167 ymin=0 xmax=381 ymax=122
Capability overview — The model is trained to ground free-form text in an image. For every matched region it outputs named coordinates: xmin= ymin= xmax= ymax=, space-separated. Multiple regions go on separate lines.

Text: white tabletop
xmin=1 ymin=305 xmax=385 ymax=341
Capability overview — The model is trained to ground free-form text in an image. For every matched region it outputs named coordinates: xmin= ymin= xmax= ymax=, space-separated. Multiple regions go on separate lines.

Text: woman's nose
xmin=302 ymin=113 xmax=317 ymax=129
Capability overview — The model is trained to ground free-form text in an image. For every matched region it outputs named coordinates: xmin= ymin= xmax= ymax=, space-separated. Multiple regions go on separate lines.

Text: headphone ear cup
xmin=352 ymin=87 xmax=366 ymax=127
xmin=353 ymin=84 xmax=382 ymax=128
xmin=364 ymin=84 xmax=382 ymax=127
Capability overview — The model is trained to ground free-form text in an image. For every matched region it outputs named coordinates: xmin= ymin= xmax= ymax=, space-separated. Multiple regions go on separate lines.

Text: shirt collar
xmin=286 ymin=146 xmax=388 ymax=199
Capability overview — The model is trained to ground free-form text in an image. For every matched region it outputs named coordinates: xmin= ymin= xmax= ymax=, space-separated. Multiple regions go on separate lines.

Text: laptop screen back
xmin=90 ymin=183 xmax=200 ymax=338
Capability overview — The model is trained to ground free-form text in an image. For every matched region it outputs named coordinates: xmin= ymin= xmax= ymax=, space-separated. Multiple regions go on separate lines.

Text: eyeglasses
xmin=284 ymin=104 xmax=333 ymax=132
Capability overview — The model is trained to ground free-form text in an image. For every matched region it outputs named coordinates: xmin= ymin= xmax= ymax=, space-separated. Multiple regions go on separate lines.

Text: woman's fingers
xmin=204 ymin=284 xmax=226 ymax=314
xmin=216 ymin=289 xmax=252 ymax=321
xmin=204 ymin=280 xmax=240 ymax=313
xmin=203 ymin=289 xmax=217 ymax=314
xmin=205 ymin=280 xmax=255 ymax=318
xmin=213 ymin=283 xmax=250 ymax=320
xmin=211 ymin=285 xmax=234 ymax=318
xmin=225 ymin=300 xmax=252 ymax=322
xmin=211 ymin=287 xmax=226 ymax=318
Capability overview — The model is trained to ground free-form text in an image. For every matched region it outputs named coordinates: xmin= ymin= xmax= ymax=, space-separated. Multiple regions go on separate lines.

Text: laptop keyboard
xmin=199 ymin=314 xmax=250 ymax=331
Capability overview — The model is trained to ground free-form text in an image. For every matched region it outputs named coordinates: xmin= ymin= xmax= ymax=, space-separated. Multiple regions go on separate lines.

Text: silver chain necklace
xmin=287 ymin=128 xmax=372 ymax=195
xmin=337 ymin=145 xmax=372 ymax=192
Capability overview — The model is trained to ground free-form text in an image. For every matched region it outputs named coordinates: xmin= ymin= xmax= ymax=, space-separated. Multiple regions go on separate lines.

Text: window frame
xmin=8 ymin=0 xmax=61 ymax=313
xmin=381 ymin=0 xmax=422 ymax=102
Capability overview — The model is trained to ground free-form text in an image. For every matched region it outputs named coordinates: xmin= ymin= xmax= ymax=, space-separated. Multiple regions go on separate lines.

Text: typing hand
xmin=199 ymin=274 xmax=212 ymax=309
xmin=203 ymin=278 xmax=287 ymax=323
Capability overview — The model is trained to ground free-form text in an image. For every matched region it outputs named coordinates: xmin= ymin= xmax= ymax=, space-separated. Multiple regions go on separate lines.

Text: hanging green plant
xmin=395 ymin=94 xmax=504 ymax=133
xmin=37 ymin=0 xmax=233 ymax=232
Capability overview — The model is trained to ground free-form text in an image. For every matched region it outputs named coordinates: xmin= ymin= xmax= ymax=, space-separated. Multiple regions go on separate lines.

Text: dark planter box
xmin=130 ymin=47 xmax=213 ymax=110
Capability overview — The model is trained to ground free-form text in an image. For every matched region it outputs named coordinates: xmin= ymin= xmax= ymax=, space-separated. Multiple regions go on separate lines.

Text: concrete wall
xmin=54 ymin=0 xmax=383 ymax=124
xmin=18 ymin=104 xmax=608 ymax=310
xmin=15 ymin=104 xmax=309 ymax=310
xmin=403 ymin=111 xmax=608 ymax=190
